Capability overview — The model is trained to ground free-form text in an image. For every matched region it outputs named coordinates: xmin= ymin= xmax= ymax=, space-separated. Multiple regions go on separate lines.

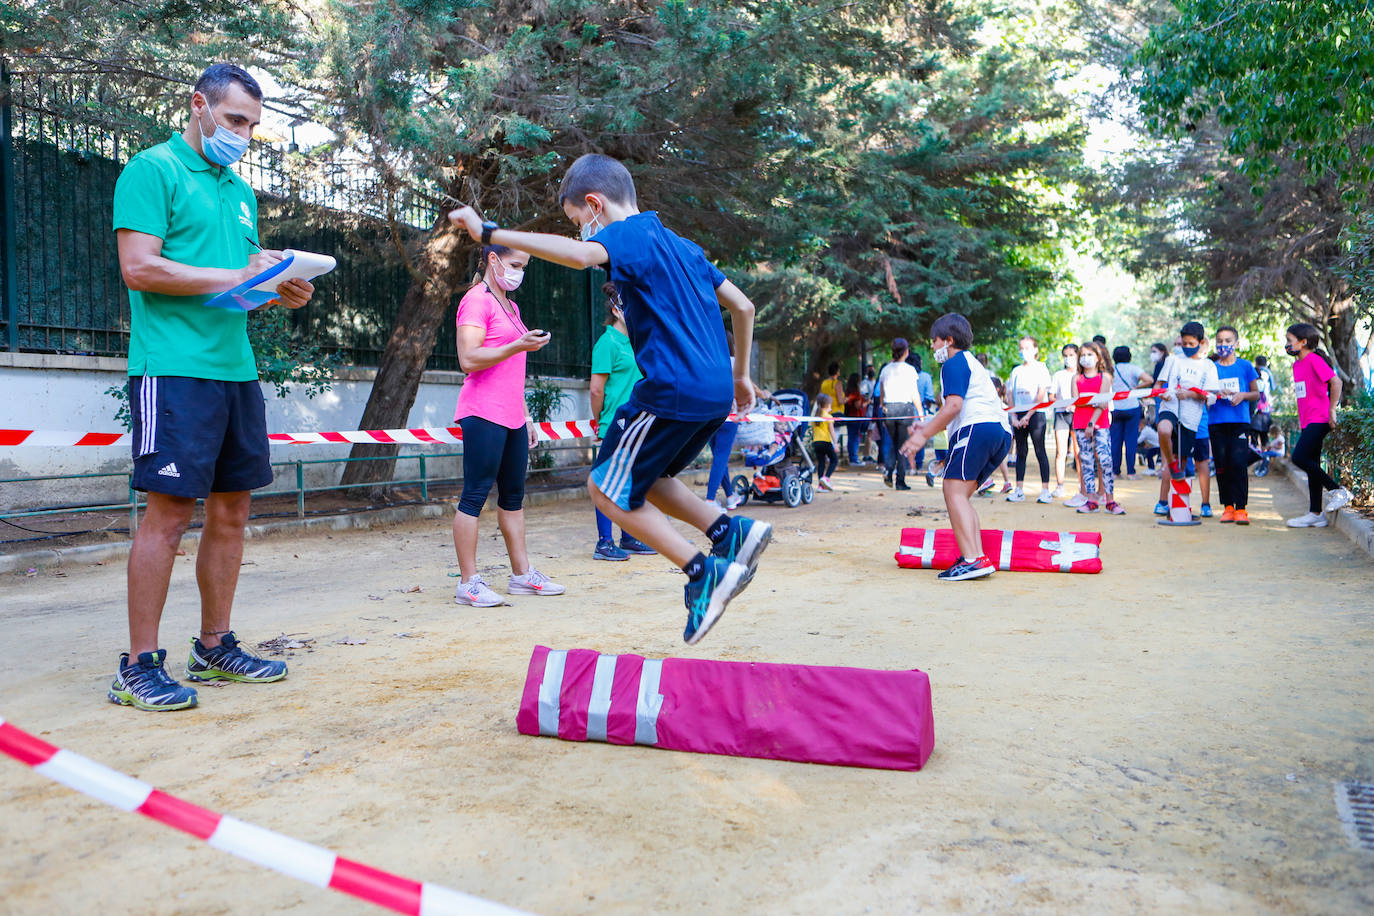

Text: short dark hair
xmin=193 ymin=63 xmax=262 ymax=105
xmin=1092 ymin=334 xmax=1107 ymax=346
xmin=1180 ymin=320 xmax=1206 ymax=340
xmin=909 ymin=352 xmax=923 ymax=371
xmin=930 ymin=313 xmax=973 ymax=350
xmin=826 ymin=361 xmax=840 ymax=377
xmin=1113 ymin=345 xmax=1131 ymax=364
xmin=558 ymin=154 xmax=637 ymax=208
xmin=1255 ymin=355 xmax=1268 ymax=367
xmin=1216 ymin=325 xmax=1239 ymax=339
xmin=1062 ymin=342 xmax=1079 ymax=355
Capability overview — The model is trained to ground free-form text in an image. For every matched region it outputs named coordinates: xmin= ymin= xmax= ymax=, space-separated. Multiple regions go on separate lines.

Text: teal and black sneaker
xmin=108 ymin=650 xmax=198 ymax=711
xmin=185 ymin=632 xmax=287 ymax=683
xmin=709 ymin=515 xmax=772 ymax=580
xmin=683 ymin=556 xmax=750 ymax=645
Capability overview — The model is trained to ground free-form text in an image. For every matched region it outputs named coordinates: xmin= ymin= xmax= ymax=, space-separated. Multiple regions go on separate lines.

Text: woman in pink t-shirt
xmin=451 ymin=244 xmax=566 ymax=605
xmin=1285 ymin=322 xmax=1350 ymax=527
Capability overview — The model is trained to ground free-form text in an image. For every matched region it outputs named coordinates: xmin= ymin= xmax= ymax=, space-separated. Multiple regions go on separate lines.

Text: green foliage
xmin=1134 ymin=0 xmax=1374 ymax=192
xmin=1329 ymin=387 xmax=1374 ymax=507
xmin=524 ymin=378 xmax=570 ymax=470
xmin=248 ymin=306 xmax=343 ymax=400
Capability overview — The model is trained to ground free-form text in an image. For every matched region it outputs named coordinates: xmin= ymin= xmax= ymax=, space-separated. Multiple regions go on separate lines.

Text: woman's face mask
xmin=491 ymin=256 xmax=525 ymax=292
xmin=1080 ymin=353 xmax=1098 ymax=369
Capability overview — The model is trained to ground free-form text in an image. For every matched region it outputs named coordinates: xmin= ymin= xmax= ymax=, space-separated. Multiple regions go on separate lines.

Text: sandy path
xmin=1 ymin=469 xmax=1371 ymax=915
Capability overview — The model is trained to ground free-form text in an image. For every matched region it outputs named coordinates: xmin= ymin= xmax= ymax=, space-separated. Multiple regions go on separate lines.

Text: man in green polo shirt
xmin=109 ymin=63 xmax=316 ymax=711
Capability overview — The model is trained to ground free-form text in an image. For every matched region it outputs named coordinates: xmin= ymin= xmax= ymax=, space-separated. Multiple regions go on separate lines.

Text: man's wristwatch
xmin=480 ymin=220 xmax=498 ymax=246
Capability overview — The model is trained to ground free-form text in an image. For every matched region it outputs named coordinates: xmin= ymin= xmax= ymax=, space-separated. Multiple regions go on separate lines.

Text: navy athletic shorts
xmin=590 ymin=404 xmax=723 ymax=511
xmin=945 ymin=421 xmax=1012 ymax=486
xmin=129 ymin=376 xmax=273 ymax=498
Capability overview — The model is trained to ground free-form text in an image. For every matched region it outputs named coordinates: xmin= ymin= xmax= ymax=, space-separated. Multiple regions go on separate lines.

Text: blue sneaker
xmin=683 ymin=556 xmax=750 ymax=645
xmin=709 ymin=515 xmax=773 ymax=579
xmin=594 ymin=538 xmax=629 ymax=561
xmin=1199 ymin=503 xmax=1213 ymax=518
xmin=1153 ymin=500 xmax=1168 ymax=516
xmin=185 ymin=632 xmax=287 ymax=683
xmin=619 ymin=534 xmax=657 ymax=556
xmin=109 ymin=650 xmax=198 ymax=711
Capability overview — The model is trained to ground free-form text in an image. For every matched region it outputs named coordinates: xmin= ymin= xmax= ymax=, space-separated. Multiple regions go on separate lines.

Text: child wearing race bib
xmin=1285 ymin=322 xmax=1350 ymax=527
xmin=899 ymin=313 xmax=1012 ymax=581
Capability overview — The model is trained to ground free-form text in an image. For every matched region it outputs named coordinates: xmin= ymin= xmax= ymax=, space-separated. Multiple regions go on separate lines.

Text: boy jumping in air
xmin=899 ymin=313 xmax=1012 ymax=581
xmin=449 ymin=154 xmax=770 ymax=643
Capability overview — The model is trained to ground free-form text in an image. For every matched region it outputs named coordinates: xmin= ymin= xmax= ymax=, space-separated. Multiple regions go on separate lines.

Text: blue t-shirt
xmin=1209 ymin=359 xmax=1259 ymax=425
xmin=591 ymin=212 xmax=731 ymax=421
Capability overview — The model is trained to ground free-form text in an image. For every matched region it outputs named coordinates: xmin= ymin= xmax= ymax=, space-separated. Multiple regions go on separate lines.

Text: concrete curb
xmin=0 ymin=468 xmax=711 ymax=575
xmin=1280 ymin=461 xmax=1374 ymax=561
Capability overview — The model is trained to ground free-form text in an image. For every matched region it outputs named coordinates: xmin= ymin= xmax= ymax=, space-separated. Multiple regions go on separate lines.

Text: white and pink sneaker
xmin=509 ymin=567 xmax=566 ymax=597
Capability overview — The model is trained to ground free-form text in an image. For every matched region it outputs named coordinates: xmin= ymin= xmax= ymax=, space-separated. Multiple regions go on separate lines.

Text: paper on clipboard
xmin=203 ymin=249 xmax=337 ymax=311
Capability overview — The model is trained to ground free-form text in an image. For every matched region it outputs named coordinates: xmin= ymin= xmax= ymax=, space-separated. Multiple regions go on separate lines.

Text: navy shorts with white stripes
xmin=589 ymin=404 xmax=723 ymax=511
xmin=945 ymin=421 xmax=1012 ymax=486
xmin=129 ymin=376 xmax=273 ymax=498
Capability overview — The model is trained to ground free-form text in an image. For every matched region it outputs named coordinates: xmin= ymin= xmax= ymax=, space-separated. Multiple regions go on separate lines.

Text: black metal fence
xmin=0 ymin=64 xmax=599 ymax=375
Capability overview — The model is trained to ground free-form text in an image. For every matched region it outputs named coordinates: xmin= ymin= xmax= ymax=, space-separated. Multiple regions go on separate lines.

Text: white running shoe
xmin=818 ymin=476 xmax=834 ymax=491
xmin=1051 ymin=485 xmax=1066 ymax=499
xmin=1005 ymin=488 xmax=1025 ymax=502
xmin=509 ymin=567 xmax=566 ymax=596
xmin=1037 ymin=491 xmax=1054 ymax=504
xmin=455 ymin=575 xmax=505 ymax=607
xmin=725 ymin=493 xmax=744 ymax=510
xmin=1286 ymin=512 xmax=1328 ymax=528
xmin=1064 ymin=493 xmax=1088 ymax=509
xmin=1325 ymin=487 xmax=1352 ymax=513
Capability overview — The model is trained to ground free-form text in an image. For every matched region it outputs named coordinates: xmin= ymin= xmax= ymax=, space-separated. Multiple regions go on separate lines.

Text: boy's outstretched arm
xmin=715 ymin=279 xmax=757 ymax=410
xmin=449 ymin=206 xmax=608 ymax=270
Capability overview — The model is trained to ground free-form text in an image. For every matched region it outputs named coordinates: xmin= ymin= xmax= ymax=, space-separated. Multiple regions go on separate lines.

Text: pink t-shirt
xmin=1293 ymin=352 xmax=1335 ymax=428
xmin=1072 ymin=373 xmax=1107 ymax=430
xmin=453 ymin=284 xmax=528 ymax=430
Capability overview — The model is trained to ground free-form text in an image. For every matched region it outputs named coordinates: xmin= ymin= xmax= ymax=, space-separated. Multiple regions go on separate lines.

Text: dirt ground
xmin=2 ymin=466 xmax=1372 ymax=915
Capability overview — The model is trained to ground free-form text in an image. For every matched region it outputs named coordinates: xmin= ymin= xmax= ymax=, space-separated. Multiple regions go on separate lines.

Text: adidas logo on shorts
xmin=157 ymin=462 xmax=181 ymax=478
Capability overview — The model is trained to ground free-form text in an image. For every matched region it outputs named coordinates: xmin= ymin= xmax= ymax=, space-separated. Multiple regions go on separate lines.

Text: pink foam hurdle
xmin=516 ymin=646 xmax=935 ymax=771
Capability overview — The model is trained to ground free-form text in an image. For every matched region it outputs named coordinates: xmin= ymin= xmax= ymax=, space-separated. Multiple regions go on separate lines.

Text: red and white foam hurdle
xmin=0 ymin=716 xmax=527 ymax=915
xmin=516 ymin=647 xmax=935 ymax=771
xmin=894 ymin=528 xmax=1103 ymax=573
xmin=1158 ymin=461 xmax=1201 ymax=527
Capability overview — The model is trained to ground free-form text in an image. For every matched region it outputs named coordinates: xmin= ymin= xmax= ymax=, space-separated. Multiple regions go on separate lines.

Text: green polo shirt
xmin=112 ymin=134 xmax=259 ymax=380
xmin=590 ymin=325 xmax=643 ymax=427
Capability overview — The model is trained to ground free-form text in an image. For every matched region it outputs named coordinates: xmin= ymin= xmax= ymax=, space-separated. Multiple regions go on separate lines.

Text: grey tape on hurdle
xmin=635 ymin=659 xmax=664 ymax=746
xmin=586 ymin=653 xmax=617 ymax=743
xmin=537 ymin=650 xmax=567 ymax=737
xmin=998 ymin=530 xmax=1014 ymax=570
xmin=1057 ymin=532 xmax=1074 ymax=572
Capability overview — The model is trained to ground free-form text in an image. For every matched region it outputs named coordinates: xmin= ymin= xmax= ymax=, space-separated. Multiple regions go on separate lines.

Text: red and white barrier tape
xmin=0 ymin=716 xmax=527 ymax=915
xmin=267 ymin=419 xmax=599 ymax=446
xmin=1005 ymin=387 xmax=1167 ymax=414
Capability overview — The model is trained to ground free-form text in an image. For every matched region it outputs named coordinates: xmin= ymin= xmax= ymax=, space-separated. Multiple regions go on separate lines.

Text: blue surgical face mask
xmin=198 ymin=104 xmax=249 ymax=166
xmin=1217 ymin=343 xmax=1235 ymax=357
xmin=1181 ymin=345 xmax=1201 ymax=358
xmin=578 ymin=208 xmax=605 ymax=241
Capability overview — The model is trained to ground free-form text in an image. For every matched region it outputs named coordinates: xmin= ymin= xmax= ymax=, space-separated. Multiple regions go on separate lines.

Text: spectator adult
xmin=1109 ymin=345 xmax=1152 ymax=479
xmin=110 ymin=63 xmax=317 ymax=711
xmin=878 ymin=338 xmax=921 ymax=489
xmin=451 ymin=243 xmax=566 ymax=606
xmin=1004 ymin=336 xmax=1053 ymax=502
xmin=1249 ymin=354 xmax=1275 ymax=448
xmin=819 ymin=361 xmax=845 ymax=460
xmin=590 ymin=283 xmax=655 ymax=559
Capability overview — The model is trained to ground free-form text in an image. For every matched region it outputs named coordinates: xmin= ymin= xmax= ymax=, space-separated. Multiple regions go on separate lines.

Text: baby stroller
xmin=729 ymin=388 xmax=817 ymax=508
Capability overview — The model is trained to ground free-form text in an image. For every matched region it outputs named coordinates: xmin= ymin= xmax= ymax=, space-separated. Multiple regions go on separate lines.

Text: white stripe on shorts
xmin=600 ymin=412 xmax=654 ymax=507
xmin=139 ymin=376 xmax=158 ymax=458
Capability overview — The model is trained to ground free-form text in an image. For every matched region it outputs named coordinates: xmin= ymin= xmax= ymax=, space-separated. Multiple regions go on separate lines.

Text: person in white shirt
xmin=1153 ymin=321 xmax=1218 ymax=516
xmin=877 ymin=338 xmax=921 ymax=489
xmin=1049 ymin=342 xmax=1081 ymax=500
xmin=1004 ymin=336 xmax=1053 ymax=503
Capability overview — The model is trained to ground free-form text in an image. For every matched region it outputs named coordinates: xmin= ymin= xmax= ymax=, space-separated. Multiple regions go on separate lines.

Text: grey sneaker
xmin=1325 ymin=487 xmax=1352 ymax=513
xmin=508 ymin=567 xmax=566 ymax=596
xmin=455 ymin=574 xmax=505 ymax=607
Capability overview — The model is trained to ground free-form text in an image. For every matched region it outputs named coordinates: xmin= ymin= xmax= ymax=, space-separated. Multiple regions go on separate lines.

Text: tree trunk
xmin=1326 ymin=295 xmax=1364 ymax=397
xmin=339 ymin=216 xmax=471 ymax=495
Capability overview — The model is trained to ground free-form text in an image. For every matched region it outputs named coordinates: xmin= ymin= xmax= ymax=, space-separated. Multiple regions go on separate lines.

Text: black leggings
xmin=1210 ymin=422 xmax=1251 ymax=510
xmin=815 ymin=441 xmax=838 ymax=478
xmin=458 ymin=416 xmax=528 ymax=517
xmin=1292 ymin=422 xmax=1338 ymax=513
xmin=1012 ymin=411 xmax=1049 ymax=484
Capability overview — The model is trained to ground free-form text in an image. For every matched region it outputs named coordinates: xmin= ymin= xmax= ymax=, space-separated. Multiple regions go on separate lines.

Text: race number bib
xmin=1294 ymin=381 xmax=1307 ymax=399
xmin=1219 ymin=377 xmax=1240 ymax=393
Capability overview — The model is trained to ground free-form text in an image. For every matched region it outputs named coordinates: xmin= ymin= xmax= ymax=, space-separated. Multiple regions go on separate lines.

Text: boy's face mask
xmin=1181 ymin=344 xmax=1201 ymax=357
xmin=578 ymin=201 xmax=606 ymax=241
xmin=1216 ymin=343 xmax=1235 ymax=357
xmin=932 ymin=342 xmax=950 ymax=364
